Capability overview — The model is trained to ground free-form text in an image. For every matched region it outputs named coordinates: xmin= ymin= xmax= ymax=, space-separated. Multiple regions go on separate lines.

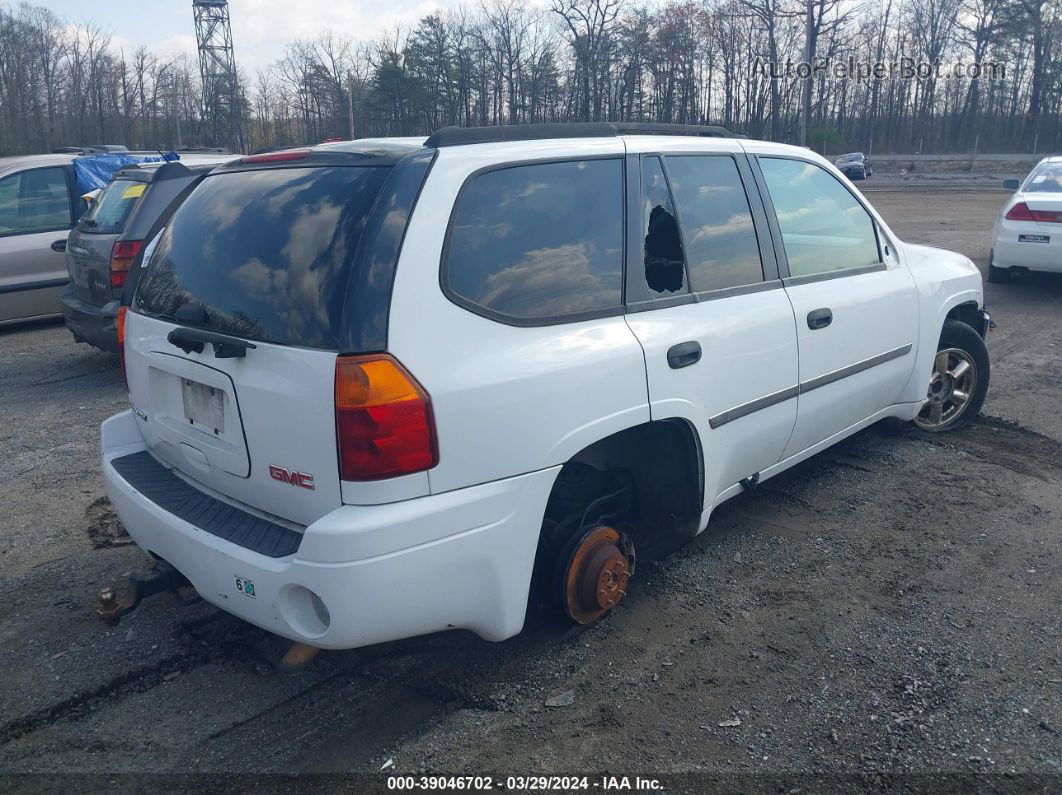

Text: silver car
xmin=1 ymin=150 xmax=232 ymax=327
xmin=0 ymin=154 xmax=79 ymax=325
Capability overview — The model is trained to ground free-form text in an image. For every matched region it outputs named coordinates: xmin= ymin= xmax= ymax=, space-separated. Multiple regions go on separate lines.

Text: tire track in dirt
xmin=903 ymin=416 xmax=1062 ymax=479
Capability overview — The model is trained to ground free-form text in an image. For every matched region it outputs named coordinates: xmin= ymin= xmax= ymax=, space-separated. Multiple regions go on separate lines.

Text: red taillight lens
xmin=335 ymin=354 xmax=438 ymax=481
xmin=1006 ymin=202 xmax=1034 ymax=221
xmin=110 ymin=240 xmax=143 ymax=288
xmin=1004 ymin=202 xmax=1062 ymax=222
xmin=116 ymin=306 xmax=128 ymax=384
xmin=240 ymin=148 xmax=311 ymax=164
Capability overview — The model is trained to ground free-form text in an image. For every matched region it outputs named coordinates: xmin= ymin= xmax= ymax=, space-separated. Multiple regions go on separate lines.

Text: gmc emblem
xmin=269 ymin=465 xmax=315 ymax=490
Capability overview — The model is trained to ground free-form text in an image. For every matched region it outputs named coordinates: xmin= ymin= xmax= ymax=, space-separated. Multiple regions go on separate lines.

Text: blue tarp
xmin=73 ymin=151 xmax=180 ymax=194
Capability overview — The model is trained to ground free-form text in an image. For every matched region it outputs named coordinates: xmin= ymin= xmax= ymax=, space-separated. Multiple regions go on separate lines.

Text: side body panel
xmin=743 ymin=142 xmax=922 ymax=457
xmin=0 ymin=162 xmax=75 ymax=323
xmin=626 ymin=293 xmax=799 ymax=508
xmin=896 ymin=242 xmax=985 ymax=404
xmin=0 ymin=229 xmax=68 ymax=322
xmin=387 ymin=138 xmax=652 ymax=495
xmin=779 ymin=265 xmax=920 ymax=455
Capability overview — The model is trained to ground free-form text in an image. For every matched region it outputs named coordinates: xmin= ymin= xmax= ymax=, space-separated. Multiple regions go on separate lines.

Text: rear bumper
xmin=102 ymin=410 xmax=557 ymax=650
xmin=60 ymin=286 xmax=118 ymax=352
xmin=993 ymin=222 xmax=1062 ymax=273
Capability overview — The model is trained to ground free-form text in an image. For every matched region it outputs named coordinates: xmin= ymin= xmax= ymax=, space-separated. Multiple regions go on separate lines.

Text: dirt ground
xmin=0 ymin=183 xmax=1059 ymax=791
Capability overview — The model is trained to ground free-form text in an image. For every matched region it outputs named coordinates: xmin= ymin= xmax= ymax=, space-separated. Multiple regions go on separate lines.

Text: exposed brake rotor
xmin=559 ymin=525 xmax=635 ymax=624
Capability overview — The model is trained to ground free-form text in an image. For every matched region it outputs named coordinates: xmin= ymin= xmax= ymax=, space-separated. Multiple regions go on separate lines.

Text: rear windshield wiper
xmin=167 ymin=327 xmax=257 ymax=359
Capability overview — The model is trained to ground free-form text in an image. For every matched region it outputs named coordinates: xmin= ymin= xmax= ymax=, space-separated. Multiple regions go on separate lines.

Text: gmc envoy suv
xmin=101 ymin=123 xmax=990 ymax=651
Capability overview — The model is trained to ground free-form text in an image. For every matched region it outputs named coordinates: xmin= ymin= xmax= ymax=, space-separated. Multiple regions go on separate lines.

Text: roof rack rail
xmin=424 ymin=122 xmax=742 ymax=148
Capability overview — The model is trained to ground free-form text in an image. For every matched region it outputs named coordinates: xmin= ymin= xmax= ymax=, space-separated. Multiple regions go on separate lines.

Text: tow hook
xmin=277 ymin=642 xmax=322 ymax=672
xmin=96 ymin=561 xmax=202 ymax=626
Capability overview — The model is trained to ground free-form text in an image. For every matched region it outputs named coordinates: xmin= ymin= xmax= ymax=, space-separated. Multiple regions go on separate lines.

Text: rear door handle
xmin=807 ymin=308 xmax=833 ymax=330
xmin=667 ymin=341 xmax=701 ymax=369
xmin=51 ymin=239 xmax=67 ymax=253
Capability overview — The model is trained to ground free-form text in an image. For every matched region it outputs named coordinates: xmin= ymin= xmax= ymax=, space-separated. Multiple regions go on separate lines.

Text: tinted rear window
xmin=444 ymin=159 xmax=624 ymax=322
xmin=81 ymin=179 xmax=144 ymax=234
xmin=135 ymin=165 xmax=390 ymax=349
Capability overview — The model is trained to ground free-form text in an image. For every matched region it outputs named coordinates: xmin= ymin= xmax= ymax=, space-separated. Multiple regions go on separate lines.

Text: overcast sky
xmin=40 ymin=0 xmax=451 ymax=70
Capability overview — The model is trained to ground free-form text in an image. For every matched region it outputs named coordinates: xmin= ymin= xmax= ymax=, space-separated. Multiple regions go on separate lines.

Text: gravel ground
xmin=0 ymin=184 xmax=1059 ymax=791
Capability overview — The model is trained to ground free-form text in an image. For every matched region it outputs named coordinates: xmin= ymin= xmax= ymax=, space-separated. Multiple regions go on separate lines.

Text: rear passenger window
xmin=666 ymin=156 xmax=764 ymax=292
xmin=0 ymin=167 xmax=71 ymax=236
xmin=759 ymin=157 xmax=880 ymax=278
xmin=445 ymin=159 xmax=624 ymax=322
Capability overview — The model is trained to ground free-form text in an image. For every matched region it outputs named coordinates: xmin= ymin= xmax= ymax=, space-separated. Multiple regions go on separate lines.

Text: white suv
xmin=102 ymin=124 xmax=990 ymax=651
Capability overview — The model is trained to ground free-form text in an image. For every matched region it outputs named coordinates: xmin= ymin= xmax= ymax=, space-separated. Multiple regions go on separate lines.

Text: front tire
xmin=913 ymin=319 xmax=990 ymax=432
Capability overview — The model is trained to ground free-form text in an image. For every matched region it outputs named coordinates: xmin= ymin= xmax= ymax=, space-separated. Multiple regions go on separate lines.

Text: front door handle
xmin=667 ymin=341 xmax=702 ymax=369
xmin=807 ymin=308 xmax=833 ymax=330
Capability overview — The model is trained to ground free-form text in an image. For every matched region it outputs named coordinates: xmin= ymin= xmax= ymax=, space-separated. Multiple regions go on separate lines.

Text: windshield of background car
xmin=80 ymin=178 xmax=145 ymax=234
xmin=1024 ymin=163 xmax=1062 ymax=193
xmin=134 ymin=165 xmax=390 ymax=349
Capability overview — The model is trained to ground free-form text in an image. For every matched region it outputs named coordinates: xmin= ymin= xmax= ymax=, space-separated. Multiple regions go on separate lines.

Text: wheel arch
xmin=531 ymin=417 xmax=705 ymax=591
xmin=945 ymin=300 xmax=984 ymax=334
xmin=899 ymin=288 xmax=984 ymax=404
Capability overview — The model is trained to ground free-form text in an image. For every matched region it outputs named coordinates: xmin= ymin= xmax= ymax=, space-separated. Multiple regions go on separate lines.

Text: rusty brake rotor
xmin=561 ymin=525 xmax=634 ymax=624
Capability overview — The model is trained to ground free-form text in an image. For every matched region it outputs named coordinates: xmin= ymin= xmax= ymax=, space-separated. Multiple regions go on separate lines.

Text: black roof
xmin=424 ymin=122 xmax=741 ymax=148
xmin=112 ymin=161 xmax=225 ymax=184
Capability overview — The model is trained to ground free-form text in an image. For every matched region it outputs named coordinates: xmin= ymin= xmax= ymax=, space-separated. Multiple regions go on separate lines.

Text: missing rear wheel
xmin=556 ymin=525 xmax=635 ymax=625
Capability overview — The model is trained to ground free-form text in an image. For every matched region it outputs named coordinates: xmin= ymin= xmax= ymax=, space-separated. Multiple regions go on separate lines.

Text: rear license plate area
xmin=181 ymin=378 xmax=224 ymax=435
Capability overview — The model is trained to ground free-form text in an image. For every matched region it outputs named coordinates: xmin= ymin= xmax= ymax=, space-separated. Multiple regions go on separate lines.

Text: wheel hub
xmin=928 ymin=373 xmax=954 ymax=403
xmin=562 ymin=526 xmax=634 ymax=624
xmin=915 ymin=347 xmax=977 ymax=431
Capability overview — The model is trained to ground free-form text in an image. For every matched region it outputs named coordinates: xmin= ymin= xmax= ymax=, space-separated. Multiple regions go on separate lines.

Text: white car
xmin=991 ymin=156 xmax=1062 ymax=281
xmin=101 ymin=124 xmax=990 ymax=654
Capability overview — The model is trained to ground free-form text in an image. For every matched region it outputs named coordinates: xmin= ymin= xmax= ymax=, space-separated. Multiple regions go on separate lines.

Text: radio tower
xmin=192 ymin=1 xmax=244 ymax=151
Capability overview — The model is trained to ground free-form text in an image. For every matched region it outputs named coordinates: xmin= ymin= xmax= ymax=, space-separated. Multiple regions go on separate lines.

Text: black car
xmin=60 ymin=160 xmax=229 ymax=352
xmin=834 ymin=152 xmax=872 ymax=180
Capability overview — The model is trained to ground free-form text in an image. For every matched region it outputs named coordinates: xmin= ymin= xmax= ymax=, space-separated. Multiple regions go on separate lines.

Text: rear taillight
xmin=116 ymin=306 xmax=128 ymax=386
xmin=335 ymin=354 xmax=438 ymax=481
xmin=1006 ymin=202 xmax=1061 ymax=223
xmin=110 ymin=240 xmax=143 ymax=288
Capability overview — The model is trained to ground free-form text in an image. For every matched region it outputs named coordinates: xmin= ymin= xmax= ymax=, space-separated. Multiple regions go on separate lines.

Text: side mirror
xmin=1002 ymin=178 xmax=1020 ymax=191
xmin=50 ymin=239 xmax=67 ymax=253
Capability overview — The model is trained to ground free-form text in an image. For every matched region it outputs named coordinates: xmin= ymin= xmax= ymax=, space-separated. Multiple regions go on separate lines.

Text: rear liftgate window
xmin=445 ymin=158 xmax=624 ymax=323
xmin=135 ymin=165 xmax=391 ymax=349
xmin=81 ymin=179 xmax=144 ymax=234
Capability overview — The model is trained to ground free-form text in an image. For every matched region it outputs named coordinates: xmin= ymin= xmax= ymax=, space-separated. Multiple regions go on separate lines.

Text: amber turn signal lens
xmin=335 ymin=355 xmax=438 ymax=481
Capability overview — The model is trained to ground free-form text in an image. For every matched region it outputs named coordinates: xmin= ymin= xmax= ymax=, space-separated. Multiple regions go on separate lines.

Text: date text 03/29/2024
xmin=386 ymin=775 xmax=663 ymax=791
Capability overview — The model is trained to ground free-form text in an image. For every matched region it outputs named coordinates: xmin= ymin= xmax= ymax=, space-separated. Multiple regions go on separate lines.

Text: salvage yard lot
xmin=1 ymin=186 xmax=1059 ymax=783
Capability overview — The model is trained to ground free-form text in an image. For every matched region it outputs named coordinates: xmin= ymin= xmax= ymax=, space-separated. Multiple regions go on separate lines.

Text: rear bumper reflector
xmin=110 ymin=451 xmax=302 ymax=558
